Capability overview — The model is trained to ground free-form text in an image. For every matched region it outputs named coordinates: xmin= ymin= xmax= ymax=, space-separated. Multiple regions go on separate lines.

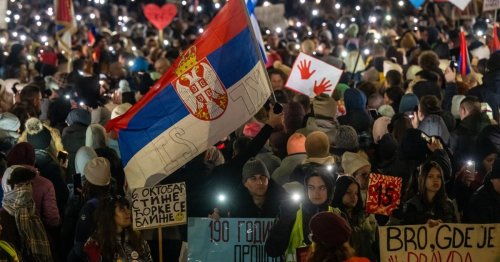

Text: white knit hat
xmin=84 ymin=157 xmax=111 ymax=186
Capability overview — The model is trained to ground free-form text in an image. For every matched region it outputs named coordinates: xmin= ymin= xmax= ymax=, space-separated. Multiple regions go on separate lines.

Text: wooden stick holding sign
xmin=365 ymin=173 xmax=402 ymax=216
xmin=143 ymin=3 xmax=177 ymax=45
xmin=131 ymin=182 xmax=187 ymax=261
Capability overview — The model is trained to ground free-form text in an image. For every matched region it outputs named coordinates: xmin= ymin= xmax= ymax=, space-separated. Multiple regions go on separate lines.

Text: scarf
xmin=2 ymin=183 xmax=52 ymax=261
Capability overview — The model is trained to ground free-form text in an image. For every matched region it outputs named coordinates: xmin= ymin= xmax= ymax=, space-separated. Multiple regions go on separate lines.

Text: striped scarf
xmin=2 ymin=183 xmax=52 ymax=261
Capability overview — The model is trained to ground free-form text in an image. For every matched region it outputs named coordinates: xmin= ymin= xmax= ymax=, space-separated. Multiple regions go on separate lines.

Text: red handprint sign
xmin=297 ymin=60 xmax=316 ymax=80
xmin=313 ymin=78 xmax=332 ymax=96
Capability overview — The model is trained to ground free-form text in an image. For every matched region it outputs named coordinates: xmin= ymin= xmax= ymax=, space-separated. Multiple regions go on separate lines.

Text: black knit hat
xmin=242 ymin=158 xmax=270 ymax=183
xmin=25 ymin=118 xmax=52 ymax=150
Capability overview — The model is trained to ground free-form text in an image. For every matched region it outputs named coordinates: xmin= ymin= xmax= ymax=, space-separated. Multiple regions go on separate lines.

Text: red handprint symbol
xmin=297 ymin=60 xmax=316 ymax=80
xmin=313 ymin=78 xmax=332 ymax=96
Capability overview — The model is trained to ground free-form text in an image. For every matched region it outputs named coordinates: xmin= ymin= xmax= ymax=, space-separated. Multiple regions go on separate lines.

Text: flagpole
xmin=239 ymin=0 xmax=277 ymax=103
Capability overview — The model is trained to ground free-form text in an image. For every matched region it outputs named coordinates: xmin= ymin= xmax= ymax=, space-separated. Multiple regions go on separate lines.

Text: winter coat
xmin=402 ymin=195 xmax=457 ymax=225
xmin=67 ymin=198 xmax=98 ymax=262
xmin=272 ymin=153 xmax=307 ymax=186
xmin=230 ymin=179 xmax=289 ymax=218
xmin=337 ymin=110 xmax=372 ymax=134
xmin=464 ymin=180 xmax=500 ymax=223
xmin=449 ymin=113 xmax=491 ymax=164
xmin=482 ymin=71 xmax=500 ymax=120
xmin=34 ymin=149 xmax=68 ymax=218
xmin=62 ymin=123 xmax=88 ymax=183
xmin=31 ymin=174 xmax=60 ymax=227
xmin=418 ymin=114 xmax=450 ymax=145
xmin=84 ymin=233 xmax=153 ymax=262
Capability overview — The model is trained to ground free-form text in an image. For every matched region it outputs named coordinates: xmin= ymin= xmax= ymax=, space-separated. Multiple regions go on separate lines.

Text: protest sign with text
xmin=188 ymin=217 xmax=279 ymax=262
xmin=379 ymin=224 xmax=500 ymax=262
xmin=483 ymin=0 xmax=500 ymax=11
xmin=366 ymin=173 xmax=402 ymax=216
xmin=131 ymin=182 xmax=187 ymax=230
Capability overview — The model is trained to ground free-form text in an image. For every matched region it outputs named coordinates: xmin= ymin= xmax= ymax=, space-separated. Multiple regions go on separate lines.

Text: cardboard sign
xmin=379 ymin=224 xmax=500 ymax=262
xmin=286 ymin=52 xmax=343 ymax=97
xmin=143 ymin=3 xmax=177 ymax=30
xmin=254 ymin=4 xmax=287 ymax=31
xmin=188 ymin=218 xmax=279 ymax=261
xmin=449 ymin=0 xmax=472 ymax=10
xmin=483 ymin=0 xmax=500 ymax=11
xmin=366 ymin=174 xmax=402 ymax=216
xmin=131 ymin=182 xmax=187 ymax=230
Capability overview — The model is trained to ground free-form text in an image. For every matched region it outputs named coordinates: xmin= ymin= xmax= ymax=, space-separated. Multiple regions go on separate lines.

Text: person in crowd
xmin=0 ymin=112 xmax=20 ymax=155
xmin=341 ymin=152 xmax=371 ymax=200
xmin=272 ymin=133 xmax=308 ymax=186
xmin=337 ymin=88 xmax=371 ymax=134
xmin=17 ymin=85 xmax=43 ymax=118
xmin=415 ymin=95 xmax=450 ymax=144
xmin=67 ymin=157 xmax=112 ymax=261
xmin=332 ymin=176 xmax=377 ymax=261
xmin=307 ymin=212 xmax=369 ymax=262
xmin=464 ymin=157 xmax=500 ymax=223
xmin=62 ymin=108 xmax=92 ymax=183
xmin=0 ymin=165 xmax=52 ymax=261
xmin=84 ymin=195 xmax=153 ymax=262
xmin=265 ymin=169 xmax=337 ymax=261
xmin=401 ymin=160 xmax=457 ymax=225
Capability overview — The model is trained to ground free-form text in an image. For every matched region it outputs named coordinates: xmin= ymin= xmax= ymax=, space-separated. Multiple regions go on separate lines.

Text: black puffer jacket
xmin=464 ymin=180 xmax=500 ymax=223
xmin=449 ymin=112 xmax=490 ymax=164
xmin=230 ymin=179 xmax=288 ymax=218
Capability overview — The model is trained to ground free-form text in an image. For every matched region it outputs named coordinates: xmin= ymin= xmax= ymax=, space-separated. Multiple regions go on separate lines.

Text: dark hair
xmin=389 ymin=113 xmax=412 ymax=143
xmin=267 ymin=68 xmax=287 ymax=81
xmin=384 ymin=87 xmax=404 ymax=110
xmin=93 ymin=195 xmax=144 ymax=261
xmin=293 ymin=94 xmax=311 ymax=114
xmin=385 ymin=70 xmax=403 ymax=88
xmin=418 ymin=161 xmax=447 ymax=204
xmin=460 ymin=96 xmax=481 ymax=115
xmin=304 ymin=167 xmax=336 ymax=204
xmin=7 ymin=166 xmax=36 ymax=187
xmin=82 ymin=181 xmax=111 ymax=201
xmin=332 ymin=176 xmax=364 ymax=226
xmin=19 ymin=85 xmax=42 ymax=117
xmin=418 ymin=95 xmax=442 ymax=116
xmin=307 ymin=243 xmax=352 ymax=262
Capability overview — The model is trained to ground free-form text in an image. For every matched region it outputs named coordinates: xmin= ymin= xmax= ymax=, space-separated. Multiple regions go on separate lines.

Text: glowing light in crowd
xmin=90 ymin=13 xmax=96 ymax=19
xmin=65 ymin=94 xmax=70 ymax=99
xmin=9 ymin=0 xmax=14 ymax=3
xmin=291 ymin=193 xmax=301 ymax=202
xmin=326 ymin=165 xmax=334 ymax=171
xmin=122 ymin=26 xmax=128 ymax=32
xmin=295 ymin=44 xmax=300 ymax=50
xmin=132 ymin=46 xmax=137 ymax=51
xmin=163 ymin=40 xmax=169 ymax=46
xmin=336 ymin=22 xmax=340 ymax=27
xmin=214 ymin=2 xmax=221 ymax=9
xmin=486 ymin=19 xmax=491 ymax=23
xmin=37 ymin=21 xmax=42 ymax=27
xmin=265 ymin=29 xmax=271 ymax=35
xmin=364 ymin=48 xmax=370 ymax=55
xmin=3 ymin=52 xmax=8 ymax=56
xmin=293 ymin=32 xmax=297 ymax=38
xmin=79 ymin=102 xmax=85 ymax=107
xmin=20 ymin=34 xmax=26 ymax=41
xmin=338 ymin=33 xmax=344 ymax=39
xmin=4 ymin=17 xmax=10 ymax=23
xmin=316 ymin=0 xmax=321 ymax=3
xmin=40 ymin=35 xmax=47 ymax=42
xmin=263 ymin=1 xmax=271 ymax=6
xmin=108 ymin=46 xmax=114 ymax=52
xmin=218 ymin=194 xmax=226 ymax=202
xmin=369 ymin=16 xmax=377 ymax=23
xmin=300 ymin=0 xmax=306 ymax=4
xmin=308 ymin=31 xmax=313 ymax=36
xmin=27 ymin=55 xmax=32 ymax=61
xmin=275 ymin=27 xmax=282 ymax=33
xmin=198 ymin=28 xmax=204 ymax=34
xmin=196 ymin=6 xmax=203 ymax=12
xmin=181 ymin=1 xmax=187 ymax=6
xmin=335 ymin=3 xmax=341 ymax=9
xmin=76 ymin=14 xmax=82 ymax=21
xmin=6 ymin=10 xmax=11 ymax=15
xmin=340 ymin=23 xmax=346 ymax=29
xmin=477 ymin=30 xmax=484 ymax=37
xmin=296 ymin=21 xmax=302 ymax=27
xmin=351 ymin=17 xmax=356 ymax=22
xmin=47 ymin=7 xmax=53 ymax=16
xmin=398 ymin=0 xmax=404 ymax=6
xmin=413 ymin=17 xmax=418 ymax=23
xmin=312 ymin=9 xmax=319 ymax=16
xmin=12 ymin=32 xmax=18 ymax=38
xmin=35 ymin=15 xmax=40 ymax=21
xmin=374 ymin=32 xmax=381 ymax=40
xmin=0 ymin=38 xmax=6 ymax=44
xmin=355 ymin=5 xmax=361 ymax=11
xmin=385 ymin=15 xmax=392 ymax=21
xmin=13 ymin=14 xmax=20 ymax=21
xmin=128 ymin=60 xmax=134 ymax=67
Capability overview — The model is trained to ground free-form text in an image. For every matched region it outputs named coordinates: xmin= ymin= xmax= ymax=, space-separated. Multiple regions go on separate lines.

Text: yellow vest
xmin=285 ymin=206 xmax=336 ymax=262
xmin=0 ymin=240 xmax=19 ymax=262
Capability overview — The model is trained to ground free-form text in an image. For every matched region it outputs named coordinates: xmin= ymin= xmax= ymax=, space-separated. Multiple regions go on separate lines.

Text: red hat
xmin=7 ymin=142 xmax=35 ymax=167
xmin=309 ymin=212 xmax=351 ymax=248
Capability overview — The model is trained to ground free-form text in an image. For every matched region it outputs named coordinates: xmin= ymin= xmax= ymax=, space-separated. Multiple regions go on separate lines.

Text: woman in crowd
xmin=332 ymin=176 xmax=377 ymax=261
xmin=402 ymin=160 xmax=457 ymax=225
xmin=84 ymin=195 xmax=153 ymax=262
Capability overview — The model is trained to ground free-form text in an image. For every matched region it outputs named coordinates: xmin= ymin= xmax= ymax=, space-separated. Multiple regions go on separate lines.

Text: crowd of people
xmin=0 ymin=0 xmax=500 ymax=261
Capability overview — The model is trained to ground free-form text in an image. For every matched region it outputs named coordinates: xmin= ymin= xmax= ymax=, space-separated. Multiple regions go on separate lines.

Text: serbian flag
xmin=55 ymin=0 xmax=77 ymax=57
xmin=492 ymin=24 xmax=500 ymax=52
xmin=458 ymin=30 xmax=471 ymax=77
xmin=106 ymin=0 xmax=271 ymax=189
xmin=246 ymin=0 xmax=267 ymax=64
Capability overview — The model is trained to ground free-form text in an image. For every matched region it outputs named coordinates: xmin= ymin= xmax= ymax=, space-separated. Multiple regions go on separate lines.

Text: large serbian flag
xmin=458 ymin=30 xmax=471 ymax=77
xmin=55 ymin=0 xmax=76 ymax=57
xmin=106 ymin=0 xmax=271 ymax=189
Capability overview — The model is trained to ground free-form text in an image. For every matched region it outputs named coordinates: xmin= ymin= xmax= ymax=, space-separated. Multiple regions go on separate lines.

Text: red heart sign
xmin=143 ymin=4 xmax=177 ymax=30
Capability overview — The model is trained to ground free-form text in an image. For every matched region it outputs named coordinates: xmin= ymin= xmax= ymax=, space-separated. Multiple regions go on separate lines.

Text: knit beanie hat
xmin=75 ymin=146 xmax=98 ymax=176
xmin=66 ymin=108 xmax=91 ymax=126
xmin=451 ymin=95 xmax=466 ymax=119
xmin=399 ymin=93 xmax=419 ymax=113
xmin=6 ymin=142 xmax=35 ymax=167
xmin=0 ymin=112 xmax=20 ymax=138
xmin=1 ymin=165 xmax=36 ymax=193
xmin=372 ymin=116 xmax=391 ymax=144
xmin=305 ymin=131 xmax=330 ymax=158
xmin=309 ymin=212 xmax=352 ymax=248
xmin=341 ymin=152 xmax=371 ymax=175
xmin=287 ymin=133 xmax=306 ymax=155
xmin=85 ymin=124 xmax=107 ymax=149
xmin=111 ymin=103 xmax=132 ymax=119
xmin=312 ymin=94 xmax=337 ymax=119
xmin=25 ymin=118 xmax=52 ymax=150
xmin=333 ymin=125 xmax=359 ymax=151
xmin=344 ymin=88 xmax=366 ymax=111
xmin=332 ymin=83 xmax=349 ymax=101
xmin=242 ymin=157 xmax=270 ymax=183
xmin=83 ymin=157 xmax=111 ymax=186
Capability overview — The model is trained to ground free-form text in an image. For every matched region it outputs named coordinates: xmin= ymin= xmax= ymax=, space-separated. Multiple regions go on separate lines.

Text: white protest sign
xmin=449 ymin=0 xmax=472 ymax=10
xmin=286 ymin=52 xmax=343 ymax=98
xmin=483 ymin=0 xmax=500 ymax=11
xmin=379 ymin=224 xmax=500 ymax=262
xmin=131 ymin=182 xmax=187 ymax=230
xmin=254 ymin=4 xmax=288 ymax=32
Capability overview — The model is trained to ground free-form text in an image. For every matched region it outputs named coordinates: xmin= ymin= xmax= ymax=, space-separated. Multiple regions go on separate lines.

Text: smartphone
xmin=421 ymin=132 xmax=432 ymax=143
xmin=57 ymin=151 xmax=68 ymax=162
xmin=465 ymin=160 xmax=475 ymax=174
xmin=73 ymin=173 xmax=82 ymax=196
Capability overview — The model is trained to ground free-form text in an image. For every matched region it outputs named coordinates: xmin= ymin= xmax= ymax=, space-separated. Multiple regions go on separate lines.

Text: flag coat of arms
xmin=55 ymin=0 xmax=77 ymax=56
xmin=286 ymin=52 xmax=343 ymax=97
xmin=107 ymin=0 xmax=271 ymax=189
